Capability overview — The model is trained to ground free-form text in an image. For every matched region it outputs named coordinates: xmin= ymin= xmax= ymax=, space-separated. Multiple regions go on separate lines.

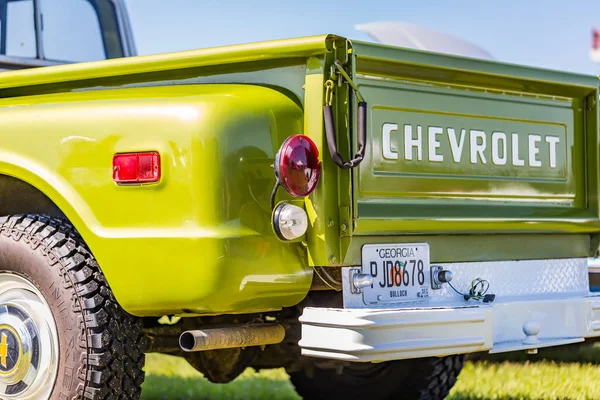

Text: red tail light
xmin=113 ymin=152 xmax=161 ymax=183
xmin=274 ymin=135 xmax=321 ymax=197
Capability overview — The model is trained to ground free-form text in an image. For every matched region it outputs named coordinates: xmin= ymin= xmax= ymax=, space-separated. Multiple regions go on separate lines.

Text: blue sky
xmin=125 ymin=0 xmax=600 ymax=75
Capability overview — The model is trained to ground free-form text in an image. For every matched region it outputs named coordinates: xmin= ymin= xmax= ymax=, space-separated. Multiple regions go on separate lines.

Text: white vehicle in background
xmin=355 ymin=21 xmax=495 ymax=60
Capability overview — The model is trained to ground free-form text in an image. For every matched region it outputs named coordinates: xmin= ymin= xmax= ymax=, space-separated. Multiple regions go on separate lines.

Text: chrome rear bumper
xmin=299 ymin=258 xmax=600 ymax=362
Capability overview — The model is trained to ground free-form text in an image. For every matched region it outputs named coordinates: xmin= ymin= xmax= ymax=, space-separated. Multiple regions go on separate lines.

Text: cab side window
xmin=40 ymin=0 xmax=105 ymax=62
xmin=2 ymin=0 xmax=36 ymax=57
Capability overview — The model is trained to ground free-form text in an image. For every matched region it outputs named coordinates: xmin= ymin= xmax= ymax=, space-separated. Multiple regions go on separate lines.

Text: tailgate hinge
xmin=324 ymin=61 xmax=367 ymax=169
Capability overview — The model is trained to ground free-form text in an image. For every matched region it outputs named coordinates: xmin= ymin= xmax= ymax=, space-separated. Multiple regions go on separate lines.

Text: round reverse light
xmin=274 ymin=135 xmax=321 ymax=197
xmin=273 ymin=203 xmax=308 ymax=241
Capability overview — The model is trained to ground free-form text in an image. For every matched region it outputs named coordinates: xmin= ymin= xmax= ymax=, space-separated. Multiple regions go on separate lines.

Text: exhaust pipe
xmin=179 ymin=323 xmax=285 ymax=352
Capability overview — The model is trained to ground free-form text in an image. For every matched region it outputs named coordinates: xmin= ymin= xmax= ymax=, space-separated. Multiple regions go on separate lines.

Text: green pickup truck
xmin=2 ymin=1 xmax=600 ymax=399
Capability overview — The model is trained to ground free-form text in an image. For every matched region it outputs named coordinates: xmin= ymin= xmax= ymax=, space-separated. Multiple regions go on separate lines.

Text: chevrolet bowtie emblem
xmin=0 ymin=332 xmax=7 ymax=369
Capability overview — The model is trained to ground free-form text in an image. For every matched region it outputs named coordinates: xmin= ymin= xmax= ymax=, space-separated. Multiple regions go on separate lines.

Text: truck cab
xmin=0 ymin=0 xmax=135 ymax=70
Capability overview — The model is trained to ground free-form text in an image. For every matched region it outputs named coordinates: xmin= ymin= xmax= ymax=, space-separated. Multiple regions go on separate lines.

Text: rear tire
xmin=289 ymin=355 xmax=463 ymax=400
xmin=0 ymin=215 xmax=146 ymax=399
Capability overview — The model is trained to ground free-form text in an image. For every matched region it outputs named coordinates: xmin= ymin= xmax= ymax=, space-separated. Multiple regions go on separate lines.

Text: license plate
xmin=360 ymin=243 xmax=430 ymax=305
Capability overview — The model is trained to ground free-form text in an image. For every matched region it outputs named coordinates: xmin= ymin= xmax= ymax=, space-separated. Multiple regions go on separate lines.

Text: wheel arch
xmin=0 ymin=174 xmax=64 ymax=217
xmin=0 ymin=158 xmax=99 ymax=250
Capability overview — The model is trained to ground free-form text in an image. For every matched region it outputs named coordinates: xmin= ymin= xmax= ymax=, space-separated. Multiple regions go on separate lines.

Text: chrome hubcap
xmin=0 ymin=275 xmax=59 ymax=399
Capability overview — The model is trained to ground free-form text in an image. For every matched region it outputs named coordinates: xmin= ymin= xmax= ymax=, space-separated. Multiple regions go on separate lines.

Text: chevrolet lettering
xmin=382 ymin=123 xmax=561 ymax=168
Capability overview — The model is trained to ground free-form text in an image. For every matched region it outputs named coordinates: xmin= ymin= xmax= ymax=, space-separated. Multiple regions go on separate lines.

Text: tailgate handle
xmin=323 ymin=61 xmax=367 ymax=169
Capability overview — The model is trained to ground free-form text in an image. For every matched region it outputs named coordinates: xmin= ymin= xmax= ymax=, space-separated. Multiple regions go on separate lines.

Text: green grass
xmin=141 ymin=354 xmax=299 ymax=400
xmin=447 ymin=361 xmax=600 ymax=400
xmin=141 ymin=343 xmax=600 ymax=400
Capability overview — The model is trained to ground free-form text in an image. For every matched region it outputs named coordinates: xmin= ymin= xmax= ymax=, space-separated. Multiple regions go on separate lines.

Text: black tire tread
xmin=402 ymin=355 xmax=464 ymax=400
xmin=0 ymin=214 xmax=146 ymax=399
xmin=289 ymin=354 xmax=463 ymax=400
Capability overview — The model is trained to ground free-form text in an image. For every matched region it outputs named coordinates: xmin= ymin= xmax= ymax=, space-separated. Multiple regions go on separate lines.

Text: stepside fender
xmin=0 ymin=84 xmax=313 ymax=316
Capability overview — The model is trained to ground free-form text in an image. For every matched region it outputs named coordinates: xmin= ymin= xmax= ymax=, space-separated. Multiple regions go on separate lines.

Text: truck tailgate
xmin=350 ymin=42 xmax=600 ymax=235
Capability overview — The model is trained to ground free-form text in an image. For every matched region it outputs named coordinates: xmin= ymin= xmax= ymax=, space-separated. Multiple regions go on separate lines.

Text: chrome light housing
xmin=272 ymin=202 xmax=308 ymax=241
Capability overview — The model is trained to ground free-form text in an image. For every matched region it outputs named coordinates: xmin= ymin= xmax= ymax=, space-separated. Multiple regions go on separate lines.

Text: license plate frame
xmin=344 ymin=243 xmax=431 ymax=307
